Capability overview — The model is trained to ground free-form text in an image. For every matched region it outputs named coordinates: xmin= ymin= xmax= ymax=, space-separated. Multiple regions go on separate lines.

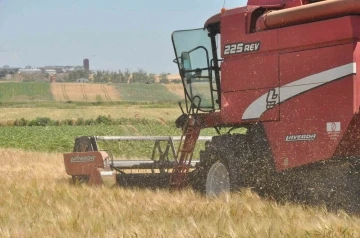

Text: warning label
xmin=326 ymin=122 xmax=340 ymax=140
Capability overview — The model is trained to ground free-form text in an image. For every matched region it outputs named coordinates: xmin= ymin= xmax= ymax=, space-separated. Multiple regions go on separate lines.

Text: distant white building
xmin=45 ymin=69 xmax=56 ymax=75
xmin=76 ymin=78 xmax=89 ymax=83
xmin=18 ymin=68 xmax=42 ymax=74
xmin=38 ymin=66 xmax=84 ymax=73
xmin=68 ymin=66 xmax=85 ymax=71
xmin=5 ymin=74 xmax=13 ymax=80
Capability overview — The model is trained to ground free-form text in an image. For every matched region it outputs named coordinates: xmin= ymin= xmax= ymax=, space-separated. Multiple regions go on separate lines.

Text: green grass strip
xmin=0 ymin=82 xmax=53 ymax=102
xmin=116 ymin=83 xmax=181 ymax=102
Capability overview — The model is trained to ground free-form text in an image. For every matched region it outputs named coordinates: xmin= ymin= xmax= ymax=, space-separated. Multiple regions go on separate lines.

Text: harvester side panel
xmin=63 ymin=151 xmax=109 ymax=185
xmin=220 ymin=7 xmax=279 ymax=123
xmin=219 ymin=10 xmax=360 ymax=170
xmin=355 ymin=42 xmax=360 ymax=113
xmin=64 ymin=151 xmax=106 ymax=175
xmin=277 ymin=16 xmax=358 ymax=51
xmin=334 ymin=43 xmax=360 ymax=156
xmin=221 ymin=55 xmax=279 ymax=92
xmin=335 ymin=114 xmax=360 ymax=156
xmin=220 ymin=7 xmax=278 ymax=59
xmin=263 ymin=16 xmax=360 ymax=170
xmin=265 ymin=43 xmax=355 ymax=170
xmin=247 ymin=0 xmax=306 ymax=9
xmin=221 ymin=89 xmax=280 ymax=122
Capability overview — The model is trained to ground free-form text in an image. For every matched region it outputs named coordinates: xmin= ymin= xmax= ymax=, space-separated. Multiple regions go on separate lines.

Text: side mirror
xmin=181 ymin=52 xmax=191 ymax=70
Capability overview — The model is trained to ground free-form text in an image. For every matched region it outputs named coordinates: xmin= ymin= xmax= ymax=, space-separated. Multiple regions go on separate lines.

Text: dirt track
xmin=51 ymin=83 xmax=121 ymax=102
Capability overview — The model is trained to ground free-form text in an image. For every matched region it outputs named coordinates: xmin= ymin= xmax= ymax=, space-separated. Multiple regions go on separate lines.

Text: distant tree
xmin=124 ymin=68 xmax=132 ymax=83
xmin=132 ymin=68 xmax=148 ymax=83
xmin=92 ymin=69 xmax=131 ymax=84
xmin=66 ymin=69 xmax=89 ymax=82
xmin=93 ymin=70 xmax=102 ymax=82
xmin=159 ymin=73 xmax=170 ymax=84
xmin=0 ymin=71 xmax=6 ymax=79
xmin=115 ymin=69 xmax=124 ymax=83
xmin=148 ymin=73 xmax=156 ymax=84
xmin=66 ymin=68 xmax=160 ymax=84
xmin=116 ymin=69 xmax=128 ymax=83
xmin=104 ymin=70 xmax=111 ymax=83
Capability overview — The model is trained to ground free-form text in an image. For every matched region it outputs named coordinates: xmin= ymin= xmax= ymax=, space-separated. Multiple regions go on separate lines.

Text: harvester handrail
xmin=94 ymin=136 xmax=212 ymax=141
xmin=111 ymin=160 xmax=199 ymax=169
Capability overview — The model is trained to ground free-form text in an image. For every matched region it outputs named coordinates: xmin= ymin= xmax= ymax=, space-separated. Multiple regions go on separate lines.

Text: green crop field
xmin=0 ymin=82 xmax=182 ymax=103
xmin=0 ymin=82 xmax=53 ymax=102
xmin=0 ymin=123 xmax=175 ymax=152
xmin=0 ymin=122 xmax=215 ymax=158
xmin=116 ymin=83 xmax=182 ymax=102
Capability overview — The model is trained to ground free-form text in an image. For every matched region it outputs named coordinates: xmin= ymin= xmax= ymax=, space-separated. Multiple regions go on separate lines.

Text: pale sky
xmin=0 ymin=0 xmax=246 ymax=74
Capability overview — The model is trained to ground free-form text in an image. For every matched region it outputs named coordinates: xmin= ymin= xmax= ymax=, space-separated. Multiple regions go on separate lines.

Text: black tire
xmin=190 ymin=134 xmax=246 ymax=195
xmin=190 ymin=125 xmax=277 ymax=198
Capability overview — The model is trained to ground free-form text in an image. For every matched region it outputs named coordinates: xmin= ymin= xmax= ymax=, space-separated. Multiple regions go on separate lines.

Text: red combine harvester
xmin=64 ymin=0 xmax=360 ymax=212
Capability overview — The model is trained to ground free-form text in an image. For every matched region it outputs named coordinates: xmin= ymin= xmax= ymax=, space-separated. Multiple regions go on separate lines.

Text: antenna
xmin=223 ymin=0 xmax=226 ymax=8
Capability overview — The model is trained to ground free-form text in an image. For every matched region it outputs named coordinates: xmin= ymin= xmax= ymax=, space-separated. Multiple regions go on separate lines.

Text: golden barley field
xmin=0 ymin=105 xmax=179 ymax=123
xmin=1 ymin=148 xmax=360 ymax=237
xmin=51 ymin=83 xmax=121 ymax=102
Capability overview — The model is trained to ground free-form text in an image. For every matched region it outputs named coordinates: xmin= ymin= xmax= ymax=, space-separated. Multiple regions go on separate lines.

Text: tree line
xmin=64 ymin=69 xmax=181 ymax=84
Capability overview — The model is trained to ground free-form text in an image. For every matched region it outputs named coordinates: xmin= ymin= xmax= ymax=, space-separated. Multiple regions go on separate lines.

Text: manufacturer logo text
xmin=224 ymin=41 xmax=260 ymax=55
xmin=71 ymin=155 xmax=95 ymax=163
xmin=285 ymin=134 xmax=317 ymax=142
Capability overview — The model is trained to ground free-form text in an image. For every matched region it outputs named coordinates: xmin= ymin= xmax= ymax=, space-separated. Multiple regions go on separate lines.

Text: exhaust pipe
xmin=256 ymin=0 xmax=360 ymax=31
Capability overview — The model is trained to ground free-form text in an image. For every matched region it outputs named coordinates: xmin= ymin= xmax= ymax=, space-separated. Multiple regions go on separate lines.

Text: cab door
xmin=172 ymin=28 xmax=219 ymax=113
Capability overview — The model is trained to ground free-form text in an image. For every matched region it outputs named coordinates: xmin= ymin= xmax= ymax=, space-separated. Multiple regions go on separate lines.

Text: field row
xmin=0 ymin=82 xmax=183 ymax=103
xmin=0 ymin=123 xmax=214 ymax=157
xmin=0 ymin=105 xmax=180 ymax=123
xmin=0 ymin=122 xmax=217 ymax=160
xmin=0 ymin=124 xmax=176 ymax=152
xmin=0 ymin=82 xmax=52 ymax=101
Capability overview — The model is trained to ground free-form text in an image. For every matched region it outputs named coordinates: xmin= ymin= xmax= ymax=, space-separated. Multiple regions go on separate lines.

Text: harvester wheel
xmin=190 ymin=134 xmax=239 ymax=195
xmin=191 ymin=128 xmax=274 ymax=197
xmin=205 ymin=162 xmax=230 ymax=197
